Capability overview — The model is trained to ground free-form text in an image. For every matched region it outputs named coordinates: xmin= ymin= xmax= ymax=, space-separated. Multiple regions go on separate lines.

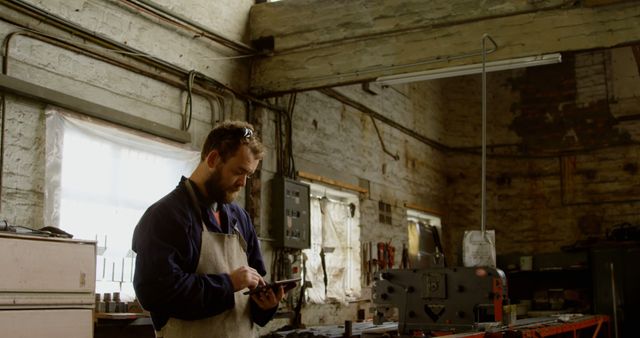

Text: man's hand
xmin=251 ymin=286 xmax=284 ymax=310
xmin=229 ymin=266 xmax=263 ymax=291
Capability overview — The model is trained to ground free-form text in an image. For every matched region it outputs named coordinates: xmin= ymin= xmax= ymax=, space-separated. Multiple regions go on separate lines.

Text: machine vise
xmin=372 ymin=267 xmax=508 ymax=336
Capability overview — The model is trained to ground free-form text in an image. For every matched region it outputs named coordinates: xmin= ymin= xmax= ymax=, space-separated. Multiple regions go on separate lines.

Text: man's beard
xmin=204 ymin=168 xmax=241 ymax=204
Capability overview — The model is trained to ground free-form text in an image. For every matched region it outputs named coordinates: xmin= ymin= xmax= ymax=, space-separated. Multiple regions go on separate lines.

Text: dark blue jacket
xmin=132 ymin=177 xmax=275 ymax=330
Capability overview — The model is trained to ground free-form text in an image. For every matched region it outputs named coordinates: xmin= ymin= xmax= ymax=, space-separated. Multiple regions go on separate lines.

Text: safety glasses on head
xmin=240 ymin=127 xmax=253 ymax=139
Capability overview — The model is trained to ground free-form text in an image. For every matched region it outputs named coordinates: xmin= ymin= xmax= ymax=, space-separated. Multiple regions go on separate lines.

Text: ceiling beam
xmin=249 ymin=0 xmax=640 ymax=95
xmin=250 ymin=0 xmax=572 ymax=53
xmin=583 ymin=0 xmax=634 ymax=7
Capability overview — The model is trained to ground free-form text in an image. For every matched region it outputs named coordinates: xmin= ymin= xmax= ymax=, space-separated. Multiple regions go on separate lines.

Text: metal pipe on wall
xmin=123 ymin=0 xmax=255 ymax=54
xmin=3 ymin=0 xmax=283 ymax=115
xmin=318 ymin=88 xmax=450 ymax=152
xmin=1 ymin=31 xmax=222 ymax=99
xmin=1 ymin=0 xmax=228 ymax=94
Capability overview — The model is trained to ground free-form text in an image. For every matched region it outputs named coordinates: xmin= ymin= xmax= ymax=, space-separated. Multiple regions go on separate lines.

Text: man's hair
xmin=200 ymin=121 xmax=264 ymax=162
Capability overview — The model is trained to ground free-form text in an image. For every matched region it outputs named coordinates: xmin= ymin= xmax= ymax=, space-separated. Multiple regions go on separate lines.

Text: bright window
xmin=45 ymin=108 xmax=199 ymax=300
xmin=406 ymin=209 xmax=444 ymax=268
xmin=303 ymin=182 xmax=360 ymax=304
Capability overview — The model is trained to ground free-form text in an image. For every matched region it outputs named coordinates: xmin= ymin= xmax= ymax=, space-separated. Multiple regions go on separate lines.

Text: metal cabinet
xmin=0 ymin=232 xmax=96 ymax=338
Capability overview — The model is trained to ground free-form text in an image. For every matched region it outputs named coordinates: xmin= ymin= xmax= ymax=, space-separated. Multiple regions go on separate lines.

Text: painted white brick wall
xmin=0 ymin=95 xmax=46 ymax=227
xmin=20 ymin=0 xmax=254 ymax=90
xmin=0 ymin=2 xmax=243 ymax=224
xmin=575 ymin=50 xmax=608 ymax=106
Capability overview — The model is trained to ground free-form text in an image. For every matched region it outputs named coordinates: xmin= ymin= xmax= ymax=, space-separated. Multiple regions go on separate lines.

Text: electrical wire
xmin=275 ymin=103 xmax=283 ymax=174
xmin=206 ymin=96 xmax=224 ymax=127
xmin=274 ymin=95 xmax=294 ymax=178
xmin=199 ymin=54 xmax=256 ymax=61
xmin=370 ymin=115 xmax=399 ymax=161
xmin=286 ymin=93 xmax=297 ymax=179
xmin=182 ymin=70 xmax=196 ymax=130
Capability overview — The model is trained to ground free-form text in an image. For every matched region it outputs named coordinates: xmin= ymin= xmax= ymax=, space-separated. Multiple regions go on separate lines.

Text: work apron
xmin=156 ymin=180 xmax=254 ymax=338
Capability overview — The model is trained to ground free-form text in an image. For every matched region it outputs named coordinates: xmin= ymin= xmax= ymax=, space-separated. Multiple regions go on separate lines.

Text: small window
xmin=45 ymin=108 xmax=199 ymax=300
xmin=406 ymin=209 xmax=443 ymax=268
xmin=303 ymin=182 xmax=360 ymax=303
xmin=378 ymin=200 xmax=392 ymax=224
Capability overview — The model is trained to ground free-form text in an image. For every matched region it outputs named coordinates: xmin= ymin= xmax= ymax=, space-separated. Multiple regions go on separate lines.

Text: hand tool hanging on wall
xmin=377 ymin=242 xmax=386 ymax=270
xmin=369 ymin=241 xmax=379 ymax=282
xmin=430 ymin=225 xmax=447 ymax=267
xmin=387 ymin=242 xmax=395 ymax=269
xmin=362 ymin=243 xmax=367 ymax=286
xmin=320 ymin=247 xmax=328 ymax=298
xmin=363 ymin=242 xmax=373 ymax=285
xmin=401 ymin=243 xmax=409 ymax=269
xmin=291 ymin=253 xmax=307 ymax=329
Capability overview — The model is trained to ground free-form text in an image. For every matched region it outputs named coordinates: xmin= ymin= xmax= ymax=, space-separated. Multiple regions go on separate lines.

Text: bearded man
xmin=132 ymin=121 xmax=282 ymax=338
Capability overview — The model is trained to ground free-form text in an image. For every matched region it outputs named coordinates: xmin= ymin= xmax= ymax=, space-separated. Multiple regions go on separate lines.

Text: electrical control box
xmin=271 ymin=175 xmax=311 ymax=249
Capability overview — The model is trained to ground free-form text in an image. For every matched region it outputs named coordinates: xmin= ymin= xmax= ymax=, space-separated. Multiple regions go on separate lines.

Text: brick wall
xmin=442 ymin=48 xmax=640 ymax=264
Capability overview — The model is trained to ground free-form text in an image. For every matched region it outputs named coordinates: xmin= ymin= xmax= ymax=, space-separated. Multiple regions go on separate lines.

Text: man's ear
xmin=205 ymin=150 xmax=220 ymax=169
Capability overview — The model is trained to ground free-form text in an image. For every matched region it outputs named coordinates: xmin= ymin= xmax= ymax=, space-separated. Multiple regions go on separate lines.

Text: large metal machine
xmin=372 ymin=267 xmax=508 ymax=336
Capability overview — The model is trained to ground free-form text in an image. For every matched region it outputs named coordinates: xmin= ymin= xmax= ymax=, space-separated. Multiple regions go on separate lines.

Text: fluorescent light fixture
xmin=375 ymin=53 xmax=562 ymax=85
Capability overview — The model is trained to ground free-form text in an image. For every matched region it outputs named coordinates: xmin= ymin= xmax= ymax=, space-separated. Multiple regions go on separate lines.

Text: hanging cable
xmin=274 ymin=95 xmax=294 ymax=178
xmin=205 ymin=96 xmax=224 ymax=128
xmin=181 ymin=70 xmax=196 ymax=131
xmin=286 ymin=93 xmax=297 ymax=179
xmin=370 ymin=116 xmax=399 ymax=160
xmin=276 ymin=105 xmax=283 ymax=174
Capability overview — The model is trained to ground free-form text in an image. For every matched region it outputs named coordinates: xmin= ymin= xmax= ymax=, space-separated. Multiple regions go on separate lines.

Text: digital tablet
xmin=243 ymin=278 xmax=301 ymax=295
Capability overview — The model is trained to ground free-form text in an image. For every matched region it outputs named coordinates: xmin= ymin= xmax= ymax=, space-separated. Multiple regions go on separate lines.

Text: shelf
xmin=95 ymin=312 xmax=148 ymax=320
xmin=94 ymin=312 xmax=152 ymax=327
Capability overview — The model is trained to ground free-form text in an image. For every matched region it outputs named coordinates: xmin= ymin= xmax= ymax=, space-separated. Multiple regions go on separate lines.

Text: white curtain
xmin=45 ymin=107 xmax=200 ymax=300
xmin=304 ymin=195 xmax=360 ymax=304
